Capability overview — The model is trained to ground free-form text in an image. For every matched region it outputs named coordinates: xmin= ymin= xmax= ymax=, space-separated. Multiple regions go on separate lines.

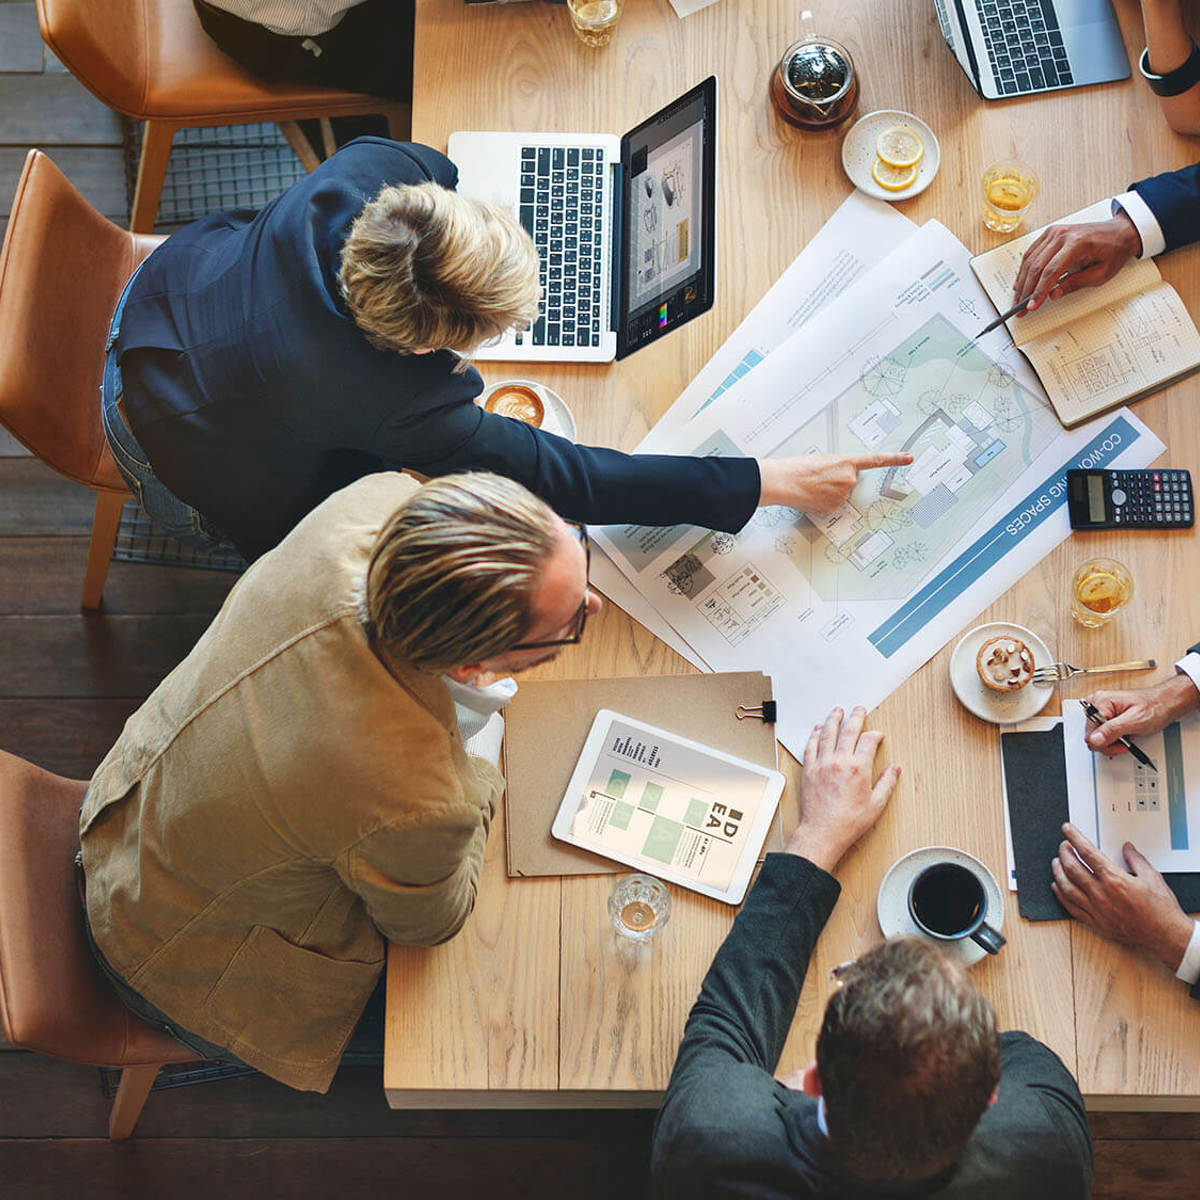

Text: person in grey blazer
xmin=651 ymin=707 xmax=1093 ymax=1199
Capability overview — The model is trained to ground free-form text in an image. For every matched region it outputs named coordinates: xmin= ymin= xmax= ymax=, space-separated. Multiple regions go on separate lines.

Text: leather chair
xmin=36 ymin=0 xmax=411 ymax=231
xmin=0 ymin=749 xmax=198 ymax=1139
xmin=0 ymin=150 xmax=164 ymax=610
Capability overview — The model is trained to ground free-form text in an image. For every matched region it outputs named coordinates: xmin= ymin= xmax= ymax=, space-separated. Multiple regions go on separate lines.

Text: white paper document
xmin=1065 ymin=704 xmax=1200 ymax=872
xmin=593 ymin=221 xmax=1166 ymax=760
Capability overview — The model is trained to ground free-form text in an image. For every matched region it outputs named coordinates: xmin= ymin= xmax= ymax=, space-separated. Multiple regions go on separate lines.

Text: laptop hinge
xmin=608 ymin=160 xmax=625 ymax=332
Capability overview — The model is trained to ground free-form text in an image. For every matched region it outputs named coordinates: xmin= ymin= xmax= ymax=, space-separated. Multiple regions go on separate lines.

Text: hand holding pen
xmin=1079 ymin=697 xmax=1158 ymax=772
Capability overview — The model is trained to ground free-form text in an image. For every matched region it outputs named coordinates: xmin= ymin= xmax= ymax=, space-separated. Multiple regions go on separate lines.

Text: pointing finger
xmin=845 ymin=452 xmax=914 ymax=470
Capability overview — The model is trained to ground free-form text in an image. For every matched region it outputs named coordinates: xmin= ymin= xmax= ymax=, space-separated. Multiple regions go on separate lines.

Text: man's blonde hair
xmin=365 ymin=473 xmax=560 ymax=673
xmin=338 ymin=182 xmax=540 ymax=359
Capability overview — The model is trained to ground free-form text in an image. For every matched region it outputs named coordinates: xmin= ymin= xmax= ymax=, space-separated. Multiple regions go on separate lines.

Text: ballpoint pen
xmin=1078 ymin=698 xmax=1158 ymax=773
xmin=974 ymin=265 xmax=1089 ymax=340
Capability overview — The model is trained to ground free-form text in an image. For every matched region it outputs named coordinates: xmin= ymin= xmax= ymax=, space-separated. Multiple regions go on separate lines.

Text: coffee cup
xmin=481 ymin=381 xmax=545 ymax=428
xmin=907 ymin=861 xmax=1006 ymax=955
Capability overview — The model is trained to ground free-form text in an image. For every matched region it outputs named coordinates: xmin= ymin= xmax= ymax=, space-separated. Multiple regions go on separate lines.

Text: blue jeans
xmin=101 ymin=272 xmax=237 ymax=552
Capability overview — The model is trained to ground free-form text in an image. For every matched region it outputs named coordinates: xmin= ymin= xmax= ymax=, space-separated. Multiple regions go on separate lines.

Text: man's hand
xmin=758 ymin=453 xmax=913 ymax=515
xmin=1011 ymin=214 xmax=1142 ymax=316
xmin=1084 ymin=674 xmax=1200 ymax=756
xmin=785 ymin=706 xmax=900 ymax=873
xmin=1051 ymin=823 xmax=1193 ymax=970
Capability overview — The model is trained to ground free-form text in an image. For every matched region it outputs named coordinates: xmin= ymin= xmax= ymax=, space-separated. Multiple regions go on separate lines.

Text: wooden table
xmin=385 ymin=0 xmax=1200 ymax=1108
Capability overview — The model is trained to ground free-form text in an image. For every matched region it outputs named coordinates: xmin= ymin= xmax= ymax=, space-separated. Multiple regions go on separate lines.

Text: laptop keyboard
xmin=976 ymin=0 xmax=1073 ymax=95
xmin=516 ymin=146 xmax=605 ymax=349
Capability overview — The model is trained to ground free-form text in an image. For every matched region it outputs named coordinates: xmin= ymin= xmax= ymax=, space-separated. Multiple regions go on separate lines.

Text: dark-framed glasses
xmin=510 ymin=523 xmax=591 ymax=651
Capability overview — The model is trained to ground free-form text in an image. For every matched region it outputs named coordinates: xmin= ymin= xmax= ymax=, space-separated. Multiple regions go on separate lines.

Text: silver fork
xmin=1030 ymin=658 xmax=1157 ymax=686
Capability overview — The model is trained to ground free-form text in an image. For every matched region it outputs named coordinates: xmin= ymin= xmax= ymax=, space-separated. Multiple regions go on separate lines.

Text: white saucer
xmin=949 ymin=621 xmax=1052 ymax=725
xmin=841 ymin=109 xmax=940 ymax=202
xmin=478 ymin=378 xmax=577 ymax=441
xmin=877 ymin=845 xmax=1005 ymax=968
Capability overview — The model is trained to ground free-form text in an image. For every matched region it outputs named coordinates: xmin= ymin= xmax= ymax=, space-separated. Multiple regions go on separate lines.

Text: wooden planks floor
xmin=0 ymin=0 xmax=1197 ymax=1194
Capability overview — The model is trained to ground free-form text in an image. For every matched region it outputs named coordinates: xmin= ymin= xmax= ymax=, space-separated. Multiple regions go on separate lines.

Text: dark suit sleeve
xmin=650 ymin=854 xmax=840 ymax=1198
xmin=1130 ymin=163 xmax=1200 ymax=254
xmin=377 ymin=386 xmax=762 ymax=532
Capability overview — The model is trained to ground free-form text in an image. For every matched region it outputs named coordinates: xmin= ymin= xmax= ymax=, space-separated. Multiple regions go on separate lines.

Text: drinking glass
xmin=981 ymin=160 xmax=1039 ymax=233
xmin=1070 ymin=557 xmax=1134 ymax=628
xmin=608 ymin=874 xmax=671 ymax=942
xmin=567 ymin=0 xmax=624 ymax=48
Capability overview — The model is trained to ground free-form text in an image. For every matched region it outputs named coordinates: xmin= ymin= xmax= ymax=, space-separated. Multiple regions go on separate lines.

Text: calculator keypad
xmin=1109 ymin=470 xmax=1193 ymax=527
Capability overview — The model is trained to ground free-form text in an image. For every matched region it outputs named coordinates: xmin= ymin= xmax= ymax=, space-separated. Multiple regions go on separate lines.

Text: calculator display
xmin=1086 ymin=474 xmax=1106 ymax=522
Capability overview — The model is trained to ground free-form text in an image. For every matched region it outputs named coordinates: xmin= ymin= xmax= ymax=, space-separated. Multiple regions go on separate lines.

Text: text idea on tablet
xmin=448 ymin=76 xmax=717 ymax=363
xmin=551 ymin=709 xmax=785 ymax=905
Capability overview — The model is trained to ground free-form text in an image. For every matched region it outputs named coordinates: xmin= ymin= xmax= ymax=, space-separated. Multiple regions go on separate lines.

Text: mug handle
xmin=971 ymin=922 xmax=1007 ymax=955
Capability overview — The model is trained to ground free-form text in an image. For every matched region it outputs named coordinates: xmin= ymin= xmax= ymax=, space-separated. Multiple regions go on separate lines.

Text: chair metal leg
xmin=130 ymin=121 xmax=177 ymax=233
xmin=278 ymin=121 xmax=321 ymax=173
xmin=81 ymin=490 xmax=128 ymax=611
xmin=108 ymin=1063 xmax=161 ymax=1139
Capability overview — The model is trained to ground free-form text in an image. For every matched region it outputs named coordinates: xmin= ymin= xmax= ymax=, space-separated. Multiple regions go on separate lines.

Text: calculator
xmin=1066 ymin=469 xmax=1194 ymax=530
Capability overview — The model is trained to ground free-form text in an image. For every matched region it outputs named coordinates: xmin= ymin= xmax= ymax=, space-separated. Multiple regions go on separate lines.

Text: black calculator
xmin=1066 ymin=468 xmax=1194 ymax=530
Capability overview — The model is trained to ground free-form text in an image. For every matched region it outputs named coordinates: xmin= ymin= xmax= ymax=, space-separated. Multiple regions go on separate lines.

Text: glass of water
xmin=608 ymin=874 xmax=671 ymax=942
xmin=567 ymin=0 xmax=624 ymax=48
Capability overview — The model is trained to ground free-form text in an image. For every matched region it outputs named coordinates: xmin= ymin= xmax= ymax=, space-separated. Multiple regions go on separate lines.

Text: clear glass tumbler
xmin=608 ymin=874 xmax=671 ymax=943
xmin=567 ymin=0 xmax=624 ymax=48
xmin=981 ymin=160 xmax=1039 ymax=233
xmin=1070 ymin=556 xmax=1134 ymax=628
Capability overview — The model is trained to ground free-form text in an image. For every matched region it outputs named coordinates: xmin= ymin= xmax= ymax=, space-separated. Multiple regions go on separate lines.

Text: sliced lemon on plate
xmin=870 ymin=156 xmax=919 ymax=191
xmin=875 ymin=124 xmax=924 ymax=168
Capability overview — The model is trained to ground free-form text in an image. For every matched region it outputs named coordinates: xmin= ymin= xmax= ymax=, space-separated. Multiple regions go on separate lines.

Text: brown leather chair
xmin=0 ymin=749 xmax=199 ymax=1138
xmin=36 ymin=0 xmax=411 ymax=231
xmin=0 ymin=150 xmax=165 ymax=610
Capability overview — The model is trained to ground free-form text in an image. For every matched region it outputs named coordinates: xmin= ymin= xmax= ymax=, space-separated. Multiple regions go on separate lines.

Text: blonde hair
xmin=365 ymin=473 xmax=560 ymax=673
xmin=338 ymin=182 xmax=540 ymax=360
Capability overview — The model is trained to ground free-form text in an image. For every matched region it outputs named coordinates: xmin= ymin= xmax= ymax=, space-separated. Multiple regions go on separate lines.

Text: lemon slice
xmin=875 ymin=124 xmax=924 ymax=168
xmin=871 ymin=157 xmax=919 ymax=191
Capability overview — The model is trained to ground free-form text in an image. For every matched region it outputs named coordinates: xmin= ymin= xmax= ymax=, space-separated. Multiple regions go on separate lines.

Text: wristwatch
xmin=1139 ymin=41 xmax=1200 ymax=97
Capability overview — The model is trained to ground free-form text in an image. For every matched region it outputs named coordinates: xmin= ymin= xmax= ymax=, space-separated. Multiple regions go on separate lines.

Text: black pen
xmin=1078 ymin=698 xmax=1158 ymax=773
xmin=974 ymin=266 xmax=1089 ymax=340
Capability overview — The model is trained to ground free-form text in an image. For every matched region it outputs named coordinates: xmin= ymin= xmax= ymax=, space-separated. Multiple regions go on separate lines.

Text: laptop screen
xmin=616 ymin=76 xmax=717 ymax=360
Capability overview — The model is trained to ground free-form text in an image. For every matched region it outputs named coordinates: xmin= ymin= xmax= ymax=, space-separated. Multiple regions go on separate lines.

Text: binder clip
xmin=735 ymin=701 xmax=777 ymax=723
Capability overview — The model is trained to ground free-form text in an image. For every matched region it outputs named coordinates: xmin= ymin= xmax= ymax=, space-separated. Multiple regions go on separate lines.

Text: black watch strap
xmin=1140 ymin=41 xmax=1200 ymax=97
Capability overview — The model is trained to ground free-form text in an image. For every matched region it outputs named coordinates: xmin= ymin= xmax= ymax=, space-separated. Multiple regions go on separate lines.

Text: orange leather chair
xmin=0 ymin=150 xmax=165 ymax=610
xmin=0 ymin=748 xmax=199 ymax=1138
xmin=37 ymin=0 xmax=411 ymax=231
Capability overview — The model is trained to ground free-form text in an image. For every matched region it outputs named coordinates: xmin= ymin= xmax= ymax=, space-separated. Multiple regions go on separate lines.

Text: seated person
xmin=1052 ymin=641 xmax=1200 ymax=1003
xmin=192 ymin=0 xmax=414 ymax=101
xmin=1012 ymin=161 xmax=1199 ymax=315
xmin=80 ymin=469 xmax=600 ymax=1091
xmin=104 ymin=136 xmax=909 ymax=560
xmin=652 ymin=707 xmax=1093 ymax=1199
xmin=1136 ymin=0 xmax=1200 ymax=133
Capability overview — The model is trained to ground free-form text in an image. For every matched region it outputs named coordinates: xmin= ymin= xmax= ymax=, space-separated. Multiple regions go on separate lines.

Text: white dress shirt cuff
xmin=1176 ymin=652 xmax=1200 ymax=696
xmin=1175 ymin=920 xmax=1200 ymax=986
xmin=1113 ymin=191 xmax=1166 ymax=259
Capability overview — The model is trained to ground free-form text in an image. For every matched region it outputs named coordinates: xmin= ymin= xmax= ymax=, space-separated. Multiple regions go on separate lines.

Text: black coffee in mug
xmin=910 ymin=863 xmax=983 ymax=936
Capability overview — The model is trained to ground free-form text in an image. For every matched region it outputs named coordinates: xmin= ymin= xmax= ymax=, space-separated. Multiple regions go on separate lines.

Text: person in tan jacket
xmin=79 ymin=470 xmax=600 ymax=1091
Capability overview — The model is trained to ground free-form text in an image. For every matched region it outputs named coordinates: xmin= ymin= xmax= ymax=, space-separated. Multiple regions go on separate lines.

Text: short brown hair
xmin=338 ymin=182 xmax=540 ymax=359
xmin=817 ymin=936 xmax=1001 ymax=1182
xmin=364 ymin=473 xmax=560 ymax=673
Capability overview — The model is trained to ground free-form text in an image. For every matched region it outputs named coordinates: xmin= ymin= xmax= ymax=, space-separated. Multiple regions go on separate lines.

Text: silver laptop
xmin=935 ymin=0 xmax=1129 ymax=98
xmin=448 ymin=76 xmax=717 ymax=363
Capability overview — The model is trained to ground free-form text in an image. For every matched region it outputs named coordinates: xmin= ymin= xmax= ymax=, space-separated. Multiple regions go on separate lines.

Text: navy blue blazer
xmin=1131 ymin=162 xmax=1200 ymax=254
xmin=116 ymin=139 xmax=760 ymax=559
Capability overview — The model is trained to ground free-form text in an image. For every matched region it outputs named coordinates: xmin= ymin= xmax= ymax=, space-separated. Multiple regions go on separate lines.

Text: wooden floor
xmin=0 ymin=1 xmax=1197 ymax=1194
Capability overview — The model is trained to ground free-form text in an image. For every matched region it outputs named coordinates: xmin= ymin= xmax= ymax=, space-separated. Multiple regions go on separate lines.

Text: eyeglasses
xmin=510 ymin=523 xmax=591 ymax=651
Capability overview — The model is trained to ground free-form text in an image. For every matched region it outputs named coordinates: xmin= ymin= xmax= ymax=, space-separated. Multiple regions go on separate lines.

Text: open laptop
xmin=447 ymin=76 xmax=717 ymax=363
xmin=934 ymin=0 xmax=1129 ymax=99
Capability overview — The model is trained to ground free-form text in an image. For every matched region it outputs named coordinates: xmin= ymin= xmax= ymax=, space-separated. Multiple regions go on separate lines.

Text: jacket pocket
xmin=204 ymin=924 xmax=383 ymax=1067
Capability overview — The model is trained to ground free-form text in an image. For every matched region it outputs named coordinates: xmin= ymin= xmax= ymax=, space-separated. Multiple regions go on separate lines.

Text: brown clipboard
xmin=503 ymin=671 xmax=780 ymax=877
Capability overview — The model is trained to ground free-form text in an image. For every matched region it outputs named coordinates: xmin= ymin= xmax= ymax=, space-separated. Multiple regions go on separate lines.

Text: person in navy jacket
xmin=104 ymin=138 xmax=907 ymax=561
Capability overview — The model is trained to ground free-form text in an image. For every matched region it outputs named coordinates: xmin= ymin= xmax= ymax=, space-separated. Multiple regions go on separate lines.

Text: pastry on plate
xmin=975 ymin=635 xmax=1034 ymax=692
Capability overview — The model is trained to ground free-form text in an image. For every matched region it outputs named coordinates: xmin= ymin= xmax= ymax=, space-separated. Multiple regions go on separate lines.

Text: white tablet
xmin=550 ymin=709 xmax=786 ymax=905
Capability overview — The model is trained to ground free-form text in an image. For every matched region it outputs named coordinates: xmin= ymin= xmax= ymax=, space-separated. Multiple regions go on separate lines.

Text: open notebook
xmin=971 ymin=200 xmax=1200 ymax=427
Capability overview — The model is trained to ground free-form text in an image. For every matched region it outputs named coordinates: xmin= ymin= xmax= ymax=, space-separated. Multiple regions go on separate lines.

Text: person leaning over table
xmin=80 ymin=469 xmax=602 ymax=1091
xmin=651 ymin=707 xmax=1093 ymax=1200
xmin=102 ymin=136 xmax=910 ymax=563
xmin=1010 ymin=159 xmax=1199 ymax=317
xmin=1051 ymin=641 xmax=1200 ymax=1004
xmin=1136 ymin=0 xmax=1200 ymax=133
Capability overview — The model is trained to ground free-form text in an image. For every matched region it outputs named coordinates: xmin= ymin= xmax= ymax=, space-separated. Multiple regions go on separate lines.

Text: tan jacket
xmin=81 ymin=474 xmax=504 ymax=1091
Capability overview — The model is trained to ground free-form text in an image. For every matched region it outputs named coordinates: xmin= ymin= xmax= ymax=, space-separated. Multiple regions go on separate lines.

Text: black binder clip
xmin=735 ymin=701 xmax=777 ymax=723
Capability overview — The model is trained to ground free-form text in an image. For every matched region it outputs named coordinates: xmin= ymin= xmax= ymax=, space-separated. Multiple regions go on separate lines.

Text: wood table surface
xmin=385 ymin=0 xmax=1200 ymax=1107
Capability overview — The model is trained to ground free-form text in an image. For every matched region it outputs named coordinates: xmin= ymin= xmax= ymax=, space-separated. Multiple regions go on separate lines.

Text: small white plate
xmin=950 ymin=621 xmax=1052 ymax=725
xmin=478 ymin=378 xmax=578 ymax=441
xmin=841 ymin=109 xmax=940 ymax=202
xmin=877 ymin=845 xmax=1005 ymax=968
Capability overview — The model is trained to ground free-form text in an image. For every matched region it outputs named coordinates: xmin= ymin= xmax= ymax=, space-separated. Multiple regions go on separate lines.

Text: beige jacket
xmin=81 ymin=474 xmax=504 ymax=1091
